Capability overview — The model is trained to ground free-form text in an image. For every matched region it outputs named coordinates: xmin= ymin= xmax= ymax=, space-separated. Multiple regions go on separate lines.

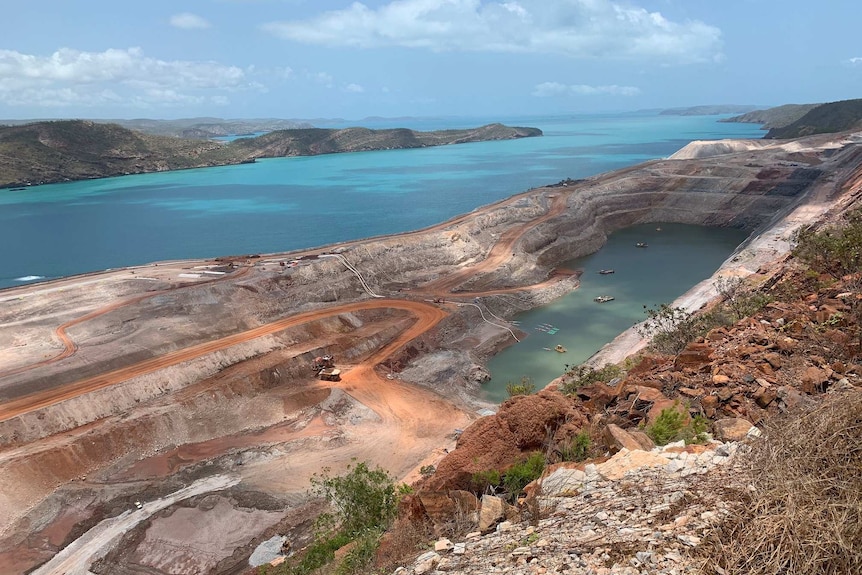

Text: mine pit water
xmin=482 ymin=223 xmax=749 ymax=403
xmin=0 ymin=113 xmax=762 ymax=289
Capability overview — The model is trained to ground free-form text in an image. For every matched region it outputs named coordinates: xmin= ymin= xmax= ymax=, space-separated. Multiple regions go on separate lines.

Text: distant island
xmin=721 ymin=99 xmax=862 ymax=139
xmin=0 ymin=121 xmax=542 ymax=188
xmin=659 ymin=104 xmax=761 ymax=116
xmin=0 ymin=117 xmax=314 ymax=139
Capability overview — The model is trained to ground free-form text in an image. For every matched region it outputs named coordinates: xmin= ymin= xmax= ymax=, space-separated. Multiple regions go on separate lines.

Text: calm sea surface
xmin=483 ymin=223 xmax=748 ymax=401
xmin=0 ymin=113 xmax=763 ymax=289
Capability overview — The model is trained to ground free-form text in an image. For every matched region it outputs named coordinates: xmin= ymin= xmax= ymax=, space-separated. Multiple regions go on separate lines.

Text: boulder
xmin=753 ymin=386 xmax=777 ymax=408
xmin=498 ymin=389 xmax=580 ymax=449
xmin=596 ymin=449 xmax=670 ymax=481
xmin=536 ymin=463 xmax=586 ymax=497
xmin=428 ymin=416 xmax=521 ymax=491
xmin=448 ymin=490 xmax=479 ymax=513
xmin=604 ymin=424 xmax=645 ymax=452
xmin=647 ymin=399 xmax=688 ymax=425
xmin=674 ymin=343 xmax=714 ymax=370
xmin=628 ymin=430 xmax=656 ymax=450
xmin=624 ymin=385 xmax=667 ymax=403
xmin=413 ymin=551 xmax=440 ymax=575
xmin=478 ymin=495 xmax=507 ymax=532
xmin=713 ymin=418 xmax=755 ymax=442
xmin=801 ymin=366 xmax=827 ymax=394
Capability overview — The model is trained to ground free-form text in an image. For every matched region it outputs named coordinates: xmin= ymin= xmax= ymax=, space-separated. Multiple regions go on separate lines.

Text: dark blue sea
xmin=0 ymin=113 xmax=763 ymax=289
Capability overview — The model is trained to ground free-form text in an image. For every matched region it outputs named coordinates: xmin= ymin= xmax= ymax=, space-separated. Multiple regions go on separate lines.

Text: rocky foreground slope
xmin=0 ymin=120 xmax=540 ymax=188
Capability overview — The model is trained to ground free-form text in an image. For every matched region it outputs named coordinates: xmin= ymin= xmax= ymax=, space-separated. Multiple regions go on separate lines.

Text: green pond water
xmin=482 ymin=223 xmax=749 ymax=402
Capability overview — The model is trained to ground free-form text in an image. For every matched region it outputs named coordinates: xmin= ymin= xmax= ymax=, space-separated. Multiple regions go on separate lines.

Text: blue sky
xmin=1 ymin=0 xmax=859 ymax=120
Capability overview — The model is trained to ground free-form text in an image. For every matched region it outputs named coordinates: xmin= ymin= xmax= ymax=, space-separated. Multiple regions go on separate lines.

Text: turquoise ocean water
xmin=0 ymin=113 xmax=763 ymax=289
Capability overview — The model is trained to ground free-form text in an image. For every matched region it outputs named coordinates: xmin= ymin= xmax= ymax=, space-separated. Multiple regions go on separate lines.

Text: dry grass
xmin=701 ymin=391 xmax=862 ymax=575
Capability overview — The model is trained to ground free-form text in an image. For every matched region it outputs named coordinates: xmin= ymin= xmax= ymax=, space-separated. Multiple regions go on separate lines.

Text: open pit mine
xmin=1 ymin=130 xmax=862 ymax=574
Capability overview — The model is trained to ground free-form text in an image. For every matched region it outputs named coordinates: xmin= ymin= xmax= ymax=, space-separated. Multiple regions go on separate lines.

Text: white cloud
xmin=309 ymin=71 xmax=334 ymax=87
xmin=0 ymin=47 xmax=260 ymax=109
xmin=262 ymin=0 xmax=722 ymax=64
xmin=345 ymin=83 xmax=365 ymax=93
xmin=846 ymin=57 xmax=862 ymax=66
xmin=532 ymin=81 xmax=641 ymax=97
xmin=170 ymin=12 xmax=212 ymax=30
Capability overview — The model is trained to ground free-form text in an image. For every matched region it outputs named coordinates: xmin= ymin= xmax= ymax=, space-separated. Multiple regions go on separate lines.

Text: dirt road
xmin=0 ymin=299 xmax=446 ymax=423
xmin=29 ymin=474 xmax=240 ymax=575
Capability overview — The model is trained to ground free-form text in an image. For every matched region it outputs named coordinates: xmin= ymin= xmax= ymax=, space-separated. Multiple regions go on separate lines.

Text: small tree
xmin=310 ymin=461 xmax=397 ymax=536
xmin=715 ymin=276 xmax=772 ymax=322
xmin=506 ymin=376 xmax=536 ymax=397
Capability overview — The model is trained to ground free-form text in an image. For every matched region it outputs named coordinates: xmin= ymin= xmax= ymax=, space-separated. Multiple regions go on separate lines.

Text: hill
xmin=0 ymin=120 xmax=241 ymax=188
xmin=229 ymin=123 xmax=542 ymax=158
xmin=0 ymin=117 xmax=314 ymax=138
xmin=658 ymin=104 xmax=760 ymax=116
xmin=0 ymin=121 xmax=541 ymax=188
xmin=765 ymin=98 xmax=862 ymax=138
xmin=721 ymin=103 xmax=820 ymax=129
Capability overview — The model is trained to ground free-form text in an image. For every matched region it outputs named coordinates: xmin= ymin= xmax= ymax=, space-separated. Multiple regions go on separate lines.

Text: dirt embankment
xmin=1 ymin=130 xmax=860 ymax=575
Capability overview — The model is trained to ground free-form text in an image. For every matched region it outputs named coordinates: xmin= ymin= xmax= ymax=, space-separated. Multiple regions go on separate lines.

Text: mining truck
xmin=318 ymin=367 xmax=341 ymax=382
xmin=312 ymin=355 xmax=334 ymax=371
xmin=312 ymin=355 xmax=341 ymax=381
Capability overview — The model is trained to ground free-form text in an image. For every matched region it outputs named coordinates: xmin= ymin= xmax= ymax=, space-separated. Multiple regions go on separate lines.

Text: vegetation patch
xmin=699 ymin=393 xmax=862 ymax=575
xmin=274 ymin=461 xmax=398 ymax=575
xmin=505 ymin=376 xmax=536 ymax=397
xmin=645 ymin=403 xmax=709 ymax=446
xmin=560 ymin=363 xmax=623 ymax=395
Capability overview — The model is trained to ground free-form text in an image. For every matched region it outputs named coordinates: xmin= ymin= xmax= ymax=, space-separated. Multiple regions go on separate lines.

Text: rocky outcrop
xmin=398 ymin=439 xmax=745 ymax=575
xmin=428 ymin=390 xmax=587 ymax=492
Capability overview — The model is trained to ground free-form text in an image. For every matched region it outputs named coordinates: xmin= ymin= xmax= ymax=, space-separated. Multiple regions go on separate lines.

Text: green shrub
xmin=335 ymin=529 xmax=382 ymax=575
xmin=645 ymin=404 xmax=709 ymax=446
xmin=560 ymin=364 xmax=622 ymax=395
xmin=277 ymin=462 xmax=398 ymax=574
xmin=557 ymin=431 xmax=591 ymax=462
xmin=506 ymin=376 xmax=536 ymax=397
xmin=793 ymin=207 xmax=862 ymax=278
xmin=502 ymin=452 xmax=545 ymax=501
xmin=279 ymin=532 xmax=352 ymax=575
xmin=470 ymin=469 xmax=502 ymax=495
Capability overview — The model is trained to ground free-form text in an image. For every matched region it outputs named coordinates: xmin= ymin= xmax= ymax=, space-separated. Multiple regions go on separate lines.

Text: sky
xmin=0 ymin=0 xmax=860 ymax=120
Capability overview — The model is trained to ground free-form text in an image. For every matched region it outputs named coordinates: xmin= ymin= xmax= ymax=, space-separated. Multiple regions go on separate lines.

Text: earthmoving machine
xmin=312 ymin=355 xmax=341 ymax=381
xmin=318 ymin=367 xmax=342 ymax=381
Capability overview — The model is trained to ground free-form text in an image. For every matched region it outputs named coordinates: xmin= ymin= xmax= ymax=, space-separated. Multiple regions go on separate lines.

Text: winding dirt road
xmin=0 ymin=299 xmax=446 ymax=423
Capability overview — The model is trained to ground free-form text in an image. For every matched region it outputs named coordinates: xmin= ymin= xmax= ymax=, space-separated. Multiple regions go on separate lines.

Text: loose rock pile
xmin=397 ymin=440 xmax=747 ymax=575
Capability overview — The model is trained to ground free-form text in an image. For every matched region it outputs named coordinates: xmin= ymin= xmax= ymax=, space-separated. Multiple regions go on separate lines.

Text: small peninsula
xmin=0 ymin=120 xmax=541 ymax=188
